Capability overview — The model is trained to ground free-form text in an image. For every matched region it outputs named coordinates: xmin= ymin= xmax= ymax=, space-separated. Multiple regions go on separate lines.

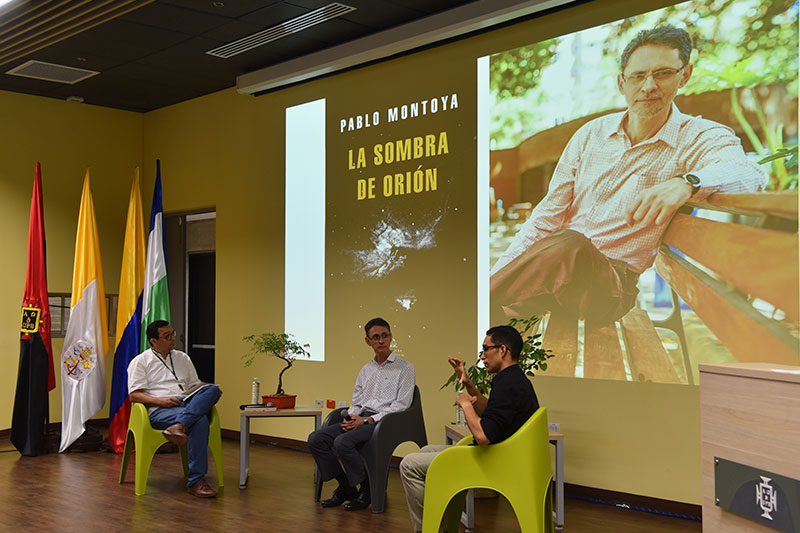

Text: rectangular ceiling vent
xmin=207 ymin=2 xmax=356 ymax=59
xmin=6 ymin=60 xmax=99 ymax=84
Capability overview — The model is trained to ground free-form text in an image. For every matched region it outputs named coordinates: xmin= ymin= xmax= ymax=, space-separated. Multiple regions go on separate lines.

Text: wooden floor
xmin=0 ymin=437 xmax=701 ymax=533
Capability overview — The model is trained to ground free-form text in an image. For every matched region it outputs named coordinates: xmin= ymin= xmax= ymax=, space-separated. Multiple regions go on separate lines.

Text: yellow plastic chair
xmin=119 ymin=402 xmax=224 ymax=495
xmin=422 ymin=408 xmax=554 ymax=533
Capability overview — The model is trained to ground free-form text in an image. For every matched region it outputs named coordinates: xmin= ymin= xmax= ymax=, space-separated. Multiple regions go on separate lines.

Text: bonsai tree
xmin=442 ymin=316 xmax=553 ymax=394
xmin=242 ymin=333 xmax=311 ymax=395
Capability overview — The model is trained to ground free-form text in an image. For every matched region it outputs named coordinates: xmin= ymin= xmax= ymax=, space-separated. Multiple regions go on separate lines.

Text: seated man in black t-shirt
xmin=399 ymin=325 xmax=540 ymax=532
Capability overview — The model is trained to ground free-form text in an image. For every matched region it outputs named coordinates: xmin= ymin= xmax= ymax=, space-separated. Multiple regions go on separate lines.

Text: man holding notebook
xmin=128 ymin=320 xmax=222 ymax=498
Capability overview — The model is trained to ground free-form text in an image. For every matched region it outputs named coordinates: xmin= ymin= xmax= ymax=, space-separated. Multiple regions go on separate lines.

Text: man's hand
xmin=156 ymin=396 xmax=182 ymax=408
xmin=626 ymin=177 xmax=693 ymax=226
xmin=341 ymin=415 xmax=368 ymax=431
xmin=455 ymin=392 xmax=476 ymax=410
xmin=448 ymin=356 xmax=470 ymax=387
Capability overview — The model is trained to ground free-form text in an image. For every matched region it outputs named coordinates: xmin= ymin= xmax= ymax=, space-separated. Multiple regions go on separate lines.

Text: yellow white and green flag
xmin=140 ymin=160 xmax=170 ymax=350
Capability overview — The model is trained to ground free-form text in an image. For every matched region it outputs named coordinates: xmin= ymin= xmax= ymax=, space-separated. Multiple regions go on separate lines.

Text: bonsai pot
xmin=262 ymin=394 xmax=296 ymax=409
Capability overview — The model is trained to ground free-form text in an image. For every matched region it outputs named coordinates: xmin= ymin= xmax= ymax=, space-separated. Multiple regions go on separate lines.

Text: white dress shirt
xmin=127 ymin=348 xmax=201 ymax=411
xmin=348 ymin=351 xmax=415 ymax=423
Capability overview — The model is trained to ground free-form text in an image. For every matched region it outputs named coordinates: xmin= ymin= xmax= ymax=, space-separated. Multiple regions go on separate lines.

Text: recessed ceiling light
xmin=212 ymin=1 xmax=224 ymax=8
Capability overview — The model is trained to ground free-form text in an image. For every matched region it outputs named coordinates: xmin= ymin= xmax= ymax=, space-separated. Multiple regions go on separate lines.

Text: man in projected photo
xmin=491 ymin=25 xmax=768 ymax=325
xmin=308 ymin=317 xmax=415 ymax=512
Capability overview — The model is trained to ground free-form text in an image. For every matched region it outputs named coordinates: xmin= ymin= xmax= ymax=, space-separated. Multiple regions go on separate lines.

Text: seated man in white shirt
xmin=127 ymin=320 xmax=222 ymax=498
xmin=308 ymin=317 xmax=415 ymax=512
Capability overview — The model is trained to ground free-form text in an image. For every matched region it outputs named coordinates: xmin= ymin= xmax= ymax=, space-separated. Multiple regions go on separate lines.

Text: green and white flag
xmin=140 ymin=160 xmax=170 ymax=350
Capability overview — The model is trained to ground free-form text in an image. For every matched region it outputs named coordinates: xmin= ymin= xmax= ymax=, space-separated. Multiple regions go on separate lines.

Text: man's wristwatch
xmin=678 ymin=173 xmax=701 ymax=196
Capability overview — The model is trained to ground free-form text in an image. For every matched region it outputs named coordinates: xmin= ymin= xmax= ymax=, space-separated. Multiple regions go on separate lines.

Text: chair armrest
xmin=456 ymin=435 xmax=473 ymax=446
xmin=322 ymin=407 xmax=348 ymax=427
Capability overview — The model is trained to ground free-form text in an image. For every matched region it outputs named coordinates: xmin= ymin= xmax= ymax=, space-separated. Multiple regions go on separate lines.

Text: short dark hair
xmin=364 ymin=317 xmax=391 ymax=337
xmin=486 ymin=325 xmax=523 ymax=361
xmin=146 ymin=320 xmax=170 ymax=345
xmin=620 ymin=25 xmax=693 ymax=71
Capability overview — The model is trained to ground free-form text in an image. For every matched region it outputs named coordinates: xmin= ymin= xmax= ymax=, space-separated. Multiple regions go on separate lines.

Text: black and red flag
xmin=12 ymin=163 xmax=56 ymax=456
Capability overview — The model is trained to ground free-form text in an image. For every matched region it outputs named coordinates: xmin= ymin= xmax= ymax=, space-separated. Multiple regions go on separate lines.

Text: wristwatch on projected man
xmin=678 ymin=173 xmax=701 ymax=196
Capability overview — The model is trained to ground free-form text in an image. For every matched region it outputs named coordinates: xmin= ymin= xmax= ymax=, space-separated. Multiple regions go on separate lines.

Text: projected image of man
xmin=491 ymin=25 xmax=768 ymax=325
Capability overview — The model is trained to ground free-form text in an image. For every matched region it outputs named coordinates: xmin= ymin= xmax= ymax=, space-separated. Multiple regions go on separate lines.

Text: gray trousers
xmin=399 ymin=444 xmax=452 ymax=532
xmin=307 ymin=422 xmax=376 ymax=488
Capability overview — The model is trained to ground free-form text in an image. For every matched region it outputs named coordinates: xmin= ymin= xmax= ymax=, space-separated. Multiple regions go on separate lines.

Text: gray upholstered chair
xmin=313 ymin=385 xmax=427 ymax=513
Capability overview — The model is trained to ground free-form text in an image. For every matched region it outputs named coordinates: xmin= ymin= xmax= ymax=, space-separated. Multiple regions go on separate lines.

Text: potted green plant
xmin=242 ymin=332 xmax=311 ymax=409
xmin=442 ymin=315 xmax=553 ymax=395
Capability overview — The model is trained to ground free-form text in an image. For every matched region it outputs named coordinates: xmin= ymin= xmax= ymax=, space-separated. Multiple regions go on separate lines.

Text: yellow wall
xmin=1 ymin=0 xmax=702 ymax=506
xmin=140 ymin=0 xmax=701 ymax=505
xmin=0 ymin=89 xmax=142 ymax=427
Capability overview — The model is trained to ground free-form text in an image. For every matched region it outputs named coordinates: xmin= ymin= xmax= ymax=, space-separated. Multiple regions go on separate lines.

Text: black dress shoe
xmin=321 ymin=486 xmax=357 ymax=508
xmin=344 ymin=491 xmax=371 ymax=511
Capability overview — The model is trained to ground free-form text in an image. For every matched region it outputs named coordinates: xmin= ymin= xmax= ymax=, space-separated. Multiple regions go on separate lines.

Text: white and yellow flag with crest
xmin=59 ymin=170 xmax=108 ymax=452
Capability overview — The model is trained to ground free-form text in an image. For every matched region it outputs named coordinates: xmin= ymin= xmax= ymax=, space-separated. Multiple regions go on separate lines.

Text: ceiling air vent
xmin=207 ymin=2 xmax=356 ymax=59
xmin=6 ymin=60 xmax=99 ymax=84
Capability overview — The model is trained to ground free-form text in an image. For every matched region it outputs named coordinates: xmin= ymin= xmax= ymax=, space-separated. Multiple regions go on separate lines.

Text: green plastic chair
xmin=422 ymin=407 xmax=554 ymax=533
xmin=119 ymin=402 xmax=224 ymax=495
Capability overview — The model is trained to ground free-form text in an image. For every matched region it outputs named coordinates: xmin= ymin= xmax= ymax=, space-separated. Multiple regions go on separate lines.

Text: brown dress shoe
xmin=162 ymin=423 xmax=188 ymax=446
xmin=188 ymin=478 xmax=217 ymax=498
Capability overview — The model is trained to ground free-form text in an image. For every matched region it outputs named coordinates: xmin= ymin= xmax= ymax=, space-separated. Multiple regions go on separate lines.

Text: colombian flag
xmin=108 ymin=169 xmax=145 ymax=453
xmin=59 ymin=170 xmax=108 ymax=452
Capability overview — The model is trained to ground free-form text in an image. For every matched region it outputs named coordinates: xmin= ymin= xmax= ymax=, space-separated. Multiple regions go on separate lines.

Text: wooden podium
xmin=700 ymin=363 xmax=800 ymax=532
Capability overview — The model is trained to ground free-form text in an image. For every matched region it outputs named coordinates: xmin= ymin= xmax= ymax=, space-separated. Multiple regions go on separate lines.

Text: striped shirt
xmin=348 ymin=351 xmax=415 ymax=423
xmin=492 ymin=105 xmax=768 ymax=274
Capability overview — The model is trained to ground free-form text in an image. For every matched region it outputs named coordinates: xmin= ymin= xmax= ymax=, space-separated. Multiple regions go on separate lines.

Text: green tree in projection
xmin=491 ymin=42 xmax=560 ymax=98
xmin=489 ymin=40 xmax=559 ymax=149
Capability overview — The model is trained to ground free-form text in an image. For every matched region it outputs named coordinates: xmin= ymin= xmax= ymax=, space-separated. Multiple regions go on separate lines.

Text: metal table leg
xmin=239 ymin=415 xmax=250 ymax=488
xmin=463 ymin=489 xmax=475 ymax=533
xmin=555 ymin=439 xmax=564 ymax=529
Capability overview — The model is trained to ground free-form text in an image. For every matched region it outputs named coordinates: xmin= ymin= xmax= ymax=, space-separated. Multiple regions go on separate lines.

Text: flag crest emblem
xmin=63 ymin=341 xmax=97 ymax=380
xmin=20 ymin=307 xmax=41 ymax=333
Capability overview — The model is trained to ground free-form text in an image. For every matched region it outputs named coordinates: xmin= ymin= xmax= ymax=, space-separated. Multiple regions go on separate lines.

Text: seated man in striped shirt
xmin=308 ymin=317 xmax=415 ymax=512
xmin=491 ymin=25 xmax=768 ymax=326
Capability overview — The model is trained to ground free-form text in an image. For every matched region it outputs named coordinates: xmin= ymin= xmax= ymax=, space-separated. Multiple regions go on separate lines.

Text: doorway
xmin=165 ymin=211 xmax=216 ymax=383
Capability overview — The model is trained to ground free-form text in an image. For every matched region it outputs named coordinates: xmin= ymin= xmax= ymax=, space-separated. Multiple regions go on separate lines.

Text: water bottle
xmin=251 ymin=377 xmax=260 ymax=404
xmin=455 ymin=390 xmax=465 ymax=425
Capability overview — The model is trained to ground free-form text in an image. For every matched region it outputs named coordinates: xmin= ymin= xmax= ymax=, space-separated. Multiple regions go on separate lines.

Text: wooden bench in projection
xmin=539 ymin=191 xmax=799 ymax=384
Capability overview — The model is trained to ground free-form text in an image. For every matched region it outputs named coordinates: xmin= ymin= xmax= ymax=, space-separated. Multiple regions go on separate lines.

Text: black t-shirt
xmin=479 ymin=364 xmax=539 ymax=444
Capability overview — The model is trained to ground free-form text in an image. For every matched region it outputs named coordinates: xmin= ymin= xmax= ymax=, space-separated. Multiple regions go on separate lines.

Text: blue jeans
xmin=149 ymin=384 xmax=221 ymax=487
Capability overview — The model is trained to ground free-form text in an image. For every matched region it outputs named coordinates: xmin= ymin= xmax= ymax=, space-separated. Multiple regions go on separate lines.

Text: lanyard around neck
xmin=155 ymin=350 xmax=184 ymax=392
